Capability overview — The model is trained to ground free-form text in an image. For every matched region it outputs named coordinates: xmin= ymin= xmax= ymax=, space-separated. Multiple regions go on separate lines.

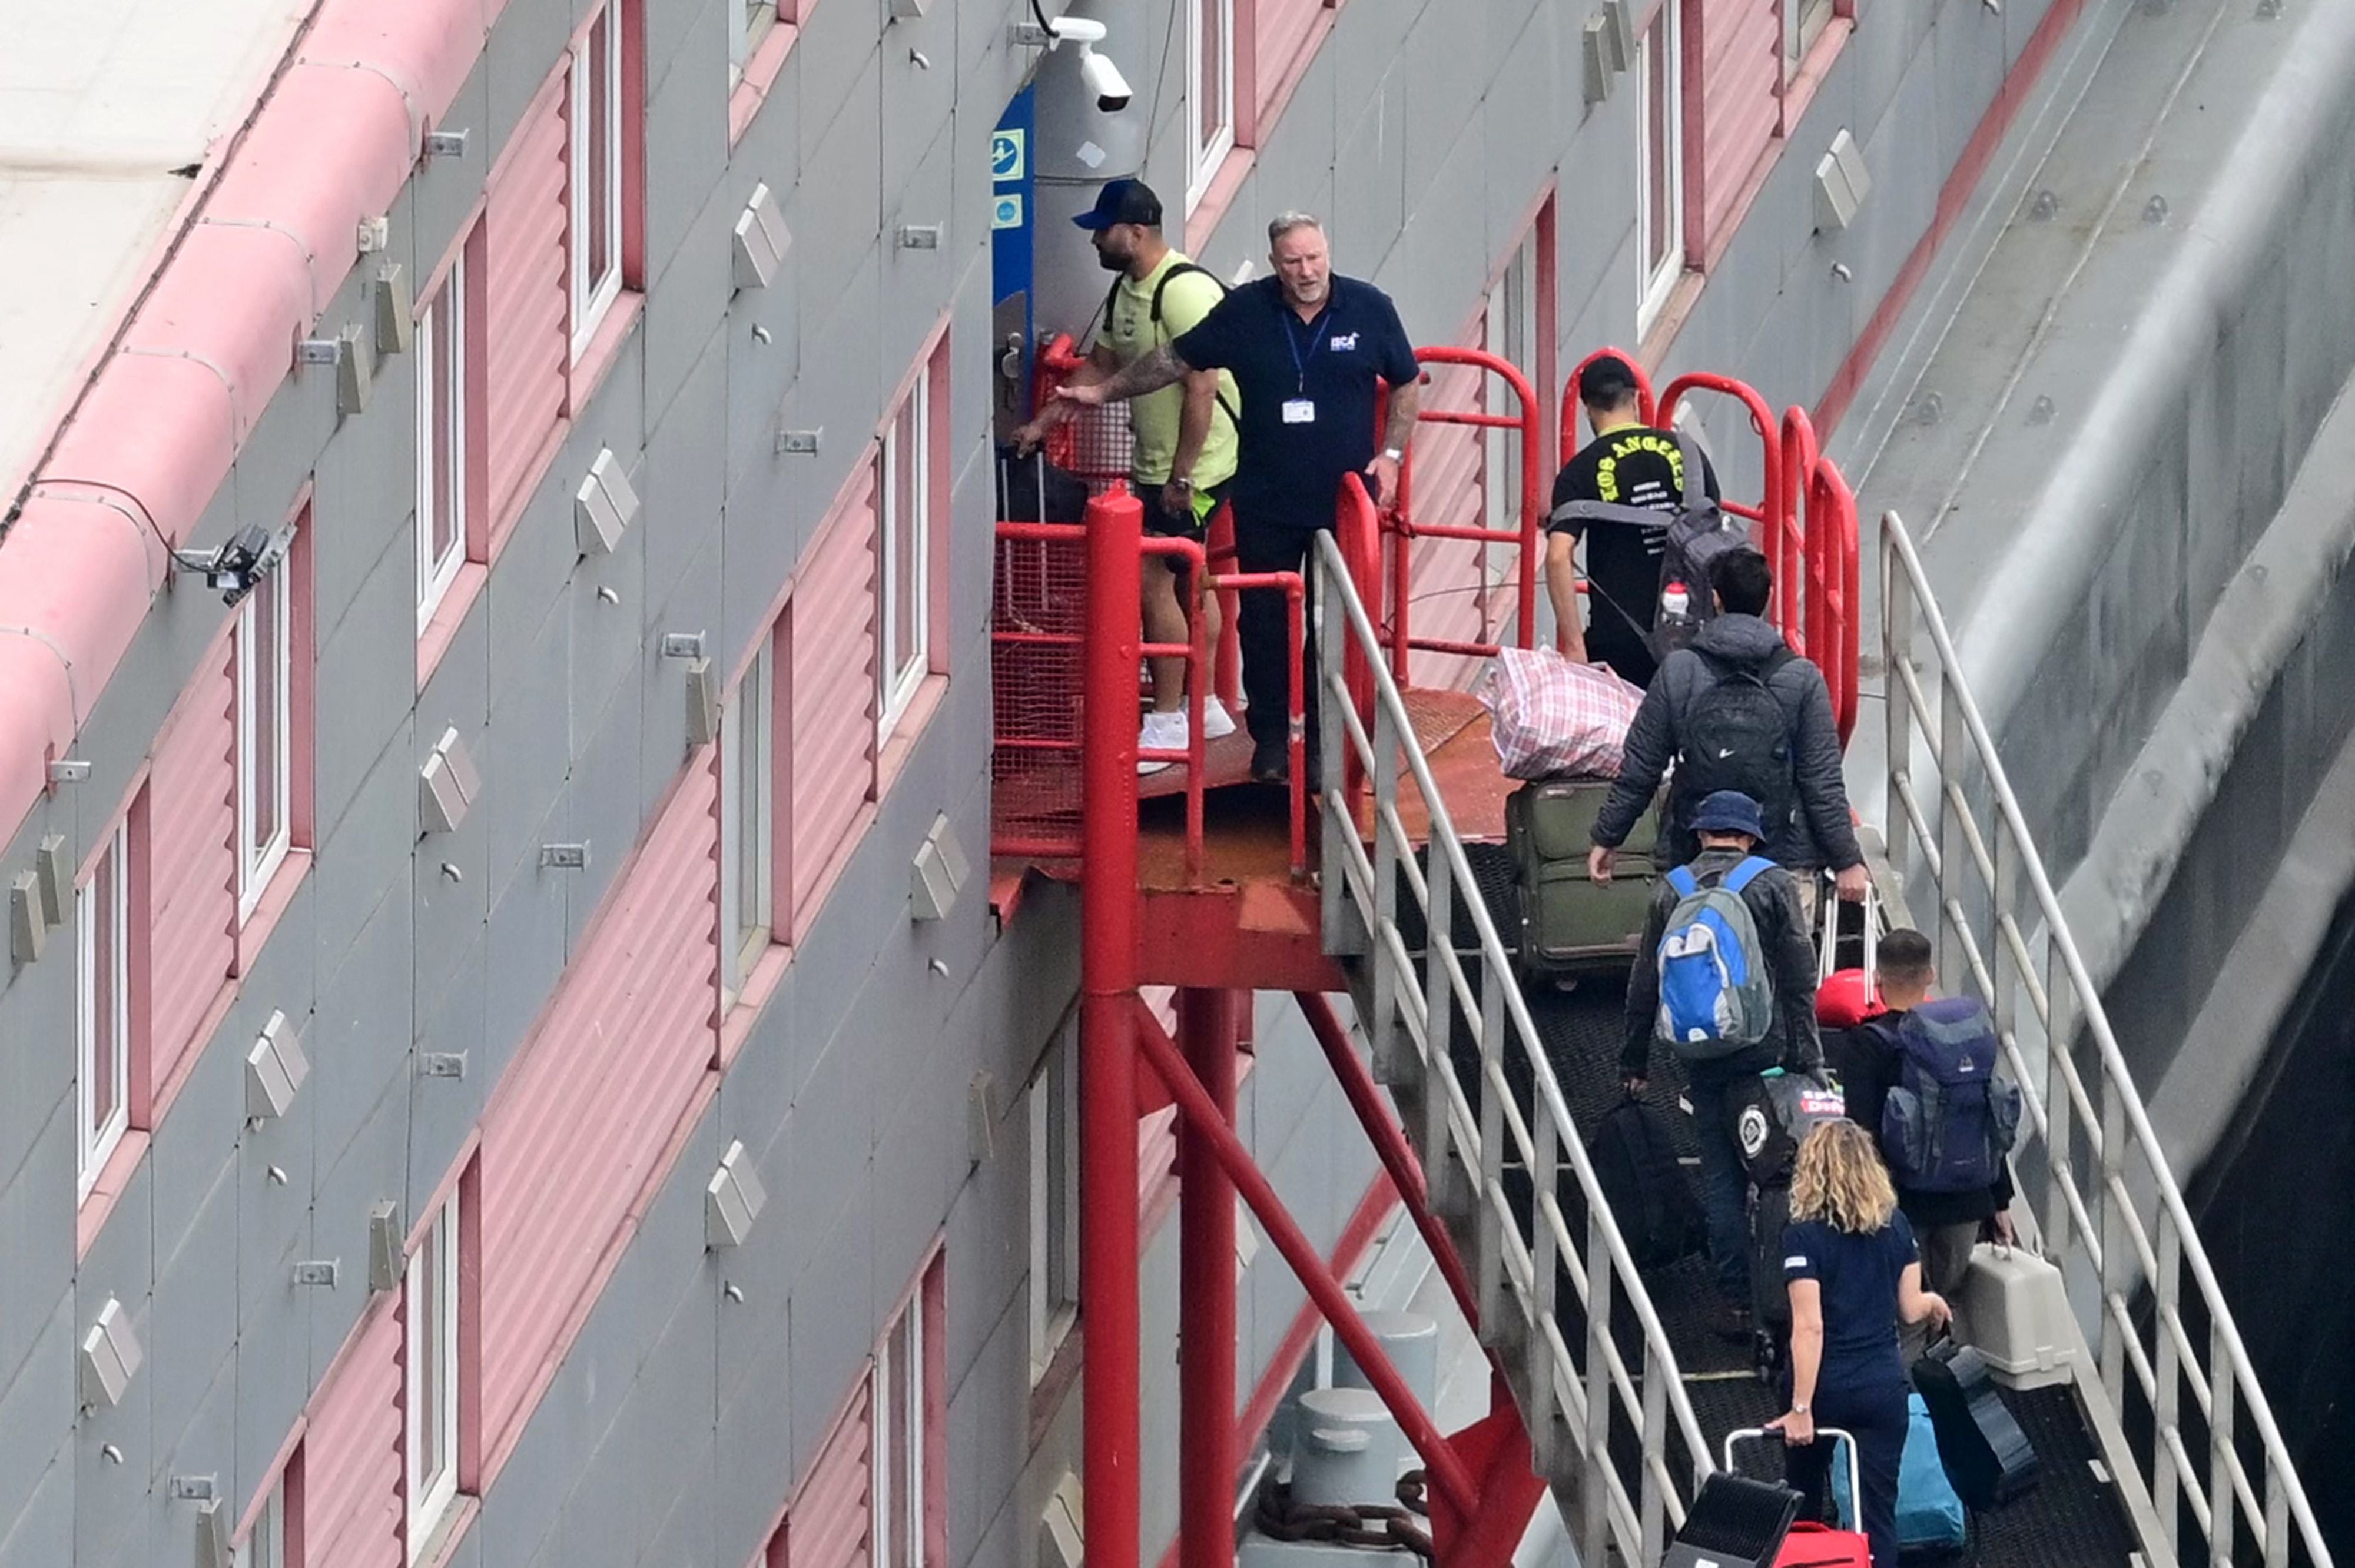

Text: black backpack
xmin=1587 ymin=1095 xmax=1704 ymax=1271
xmin=1100 ymin=261 xmax=1242 ymax=430
xmin=1674 ymin=649 xmax=1798 ymax=850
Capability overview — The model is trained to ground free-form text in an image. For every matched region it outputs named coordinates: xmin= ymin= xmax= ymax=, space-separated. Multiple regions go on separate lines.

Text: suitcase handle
xmin=1722 ymin=1426 xmax=1862 ymax=1528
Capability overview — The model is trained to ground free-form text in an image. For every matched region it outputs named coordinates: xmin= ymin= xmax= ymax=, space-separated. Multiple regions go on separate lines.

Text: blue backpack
xmin=1654 ymin=857 xmax=1777 ymax=1061
xmin=1880 ymin=996 xmax=2022 ymax=1193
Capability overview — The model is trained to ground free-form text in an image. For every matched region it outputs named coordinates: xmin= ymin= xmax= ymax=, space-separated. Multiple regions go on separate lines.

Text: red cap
xmin=1816 ymin=968 xmax=1884 ymax=1029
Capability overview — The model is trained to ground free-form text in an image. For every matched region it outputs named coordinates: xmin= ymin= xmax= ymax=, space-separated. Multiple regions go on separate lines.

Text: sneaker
xmin=1202 ymin=695 xmax=1237 ymax=740
xmin=1137 ymin=710 xmax=1188 ymax=775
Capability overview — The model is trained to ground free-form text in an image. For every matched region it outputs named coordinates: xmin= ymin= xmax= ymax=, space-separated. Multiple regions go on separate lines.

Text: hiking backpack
xmin=1100 ymin=262 xmax=1241 ymax=428
xmin=1654 ymin=856 xmax=1779 ymax=1061
xmin=1879 ymin=996 xmax=2024 ymax=1194
xmin=1545 ymin=433 xmax=1741 ymax=657
xmin=1674 ymin=649 xmax=1799 ymax=851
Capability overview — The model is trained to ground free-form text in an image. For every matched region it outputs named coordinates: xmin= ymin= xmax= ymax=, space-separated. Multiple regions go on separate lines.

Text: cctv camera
xmin=1080 ymin=45 xmax=1132 ymax=112
xmin=1044 ymin=17 xmax=1132 ymax=112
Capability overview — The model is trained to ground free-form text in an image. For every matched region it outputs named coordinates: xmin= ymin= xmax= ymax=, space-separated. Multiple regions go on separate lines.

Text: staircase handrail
xmin=1882 ymin=510 xmax=2331 ymax=1568
xmin=1312 ymin=497 xmax=1713 ymax=1568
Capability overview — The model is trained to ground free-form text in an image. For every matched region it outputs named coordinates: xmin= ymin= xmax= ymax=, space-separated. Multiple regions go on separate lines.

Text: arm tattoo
xmin=1382 ymin=380 xmax=1421 ymax=451
xmin=1096 ymin=343 xmax=1190 ymax=403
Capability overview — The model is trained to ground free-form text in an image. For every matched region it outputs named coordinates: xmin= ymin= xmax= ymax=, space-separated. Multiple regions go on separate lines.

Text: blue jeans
xmin=1686 ymin=1075 xmax=1752 ymax=1304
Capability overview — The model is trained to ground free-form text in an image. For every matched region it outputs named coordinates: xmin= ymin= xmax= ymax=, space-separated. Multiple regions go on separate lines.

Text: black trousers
xmin=1233 ymin=522 xmax=1324 ymax=758
xmin=1783 ymin=1374 xmax=1909 ymax=1568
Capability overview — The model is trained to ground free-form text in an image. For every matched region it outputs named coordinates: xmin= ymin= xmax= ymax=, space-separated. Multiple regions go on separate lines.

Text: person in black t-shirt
xmin=1542 ymin=354 xmax=1720 ymax=688
xmin=1058 ymin=212 xmax=1422 ymax=782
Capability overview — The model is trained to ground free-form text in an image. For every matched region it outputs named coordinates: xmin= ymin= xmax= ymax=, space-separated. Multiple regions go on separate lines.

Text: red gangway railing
xmin=1379 ymin=346 xmax=1547 ymax=685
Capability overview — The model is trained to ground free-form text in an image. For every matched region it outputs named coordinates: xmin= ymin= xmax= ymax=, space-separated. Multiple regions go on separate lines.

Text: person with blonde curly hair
xmin=1770 ymin=1118 xmax=1953 ymax=1567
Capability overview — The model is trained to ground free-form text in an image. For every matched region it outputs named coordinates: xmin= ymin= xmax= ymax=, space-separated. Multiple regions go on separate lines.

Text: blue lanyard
xmin=1284 ymin=305 xmax=1332 ymax=394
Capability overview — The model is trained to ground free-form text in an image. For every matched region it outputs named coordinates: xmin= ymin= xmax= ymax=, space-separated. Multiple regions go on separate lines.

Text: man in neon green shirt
xmin=1016 ymin=180 xmax=1240 ymax=772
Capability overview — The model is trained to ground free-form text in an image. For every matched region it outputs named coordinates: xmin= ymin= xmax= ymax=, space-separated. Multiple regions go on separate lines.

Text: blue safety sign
xmin=991 ymin=129 xmax=1026 ymax=182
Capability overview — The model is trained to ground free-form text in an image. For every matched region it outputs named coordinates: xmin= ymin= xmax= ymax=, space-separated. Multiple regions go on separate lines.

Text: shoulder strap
xmin=1148 ymin=261 xmax=1242 ymax=433
xmin=1549 ymin=497 xmax=1669 ymax=531
xmin=1674 ymin=432 xmax=1707 ymax=509
xmin=1666 ymin=865 xmax=1698 ymax=899
xmin=1723 ymin=855 xmax=1776 ymax=895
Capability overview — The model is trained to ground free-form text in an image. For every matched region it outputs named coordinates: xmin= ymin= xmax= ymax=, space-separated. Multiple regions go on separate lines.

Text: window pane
xmin=892 ymin=397 xmax=921 ymax=685
xmin=1641 ymin=15 xmax=1679 ymax=284
xmin=589 ymin=13 xmax=612 ymax=291
xmin=417 ymin=1233 xmax=442 ymax=1483
xmin=1197 ymin=0 xmax=1225 ymax=151
xmin=89 ymin=840 xmax=118 ymax=1144
xmin=887 ymin=1314 xmax=917 ymax=1568
xmin=253 ymin=572 xmax=283 ymax=852
xmin=734 ymin=650 xmax=767 ymax=948
xmin=430 ymin=273 xmax=462 ymax=566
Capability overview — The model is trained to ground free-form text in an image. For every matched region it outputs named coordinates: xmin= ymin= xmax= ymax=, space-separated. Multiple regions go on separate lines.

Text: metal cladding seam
xmin=0 ymin=0 xmax=497 ymax=853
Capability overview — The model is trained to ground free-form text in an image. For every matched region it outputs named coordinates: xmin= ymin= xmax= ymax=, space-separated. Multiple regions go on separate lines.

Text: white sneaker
xmin=1202 ymin=695 xmax=1237 ymax=739
xmin=1137 ymin=709 xmax=1188 ymax=775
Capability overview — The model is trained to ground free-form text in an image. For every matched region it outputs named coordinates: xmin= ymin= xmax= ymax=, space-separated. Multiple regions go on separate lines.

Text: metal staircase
xmin=1306 ymin=514 xmax=2337 ymax=1566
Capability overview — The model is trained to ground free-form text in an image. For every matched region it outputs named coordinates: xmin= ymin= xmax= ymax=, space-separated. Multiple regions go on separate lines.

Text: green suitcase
xmin=1503 ymin=778 xmax=1663 ymax=983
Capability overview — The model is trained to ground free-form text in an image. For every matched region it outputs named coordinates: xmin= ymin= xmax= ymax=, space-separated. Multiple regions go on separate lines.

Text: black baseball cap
xmin=1072 ymin=179 xmax=1163 ymax=231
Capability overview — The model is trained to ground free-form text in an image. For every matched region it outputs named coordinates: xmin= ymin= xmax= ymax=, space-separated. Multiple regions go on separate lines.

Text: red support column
xmin=1178 ymin=988 xmax=1239 ymax=1568
xmin=1082 ymin=486 xmax=1146 ymax=1568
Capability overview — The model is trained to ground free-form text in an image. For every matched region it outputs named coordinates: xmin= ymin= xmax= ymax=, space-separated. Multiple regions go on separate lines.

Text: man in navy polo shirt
xmin=1058 ymin=211 xmax=1421 ymax=782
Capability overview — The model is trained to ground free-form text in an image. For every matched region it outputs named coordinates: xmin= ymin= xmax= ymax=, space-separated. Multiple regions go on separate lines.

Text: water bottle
xmin=1661 ymin=580 xmax=1690 ymax=622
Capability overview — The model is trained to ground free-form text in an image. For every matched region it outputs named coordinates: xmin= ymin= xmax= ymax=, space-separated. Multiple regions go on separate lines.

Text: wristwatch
xmin=1170 ymin=474 xmax=1195 ymax=492
xmin=1792 ymin=1403 xmax=1811 ymax=1414
xmin=1380 ymin=446 xmax=1404 ymax=463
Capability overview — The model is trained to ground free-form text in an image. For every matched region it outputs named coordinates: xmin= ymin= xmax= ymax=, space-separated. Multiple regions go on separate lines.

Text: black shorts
xmin=1137 ymin=476 xmax=1233 ymax=539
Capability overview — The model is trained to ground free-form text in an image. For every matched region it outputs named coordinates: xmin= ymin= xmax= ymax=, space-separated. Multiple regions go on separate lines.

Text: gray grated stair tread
xmin=1427 ymin=843 xmax=2142 ymax=1564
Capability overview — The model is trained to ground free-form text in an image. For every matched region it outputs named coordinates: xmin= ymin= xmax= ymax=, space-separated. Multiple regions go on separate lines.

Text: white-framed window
xmin=1186 ymin=0 xmax=1237 ymax=211
xmin=76 ymin=820 xmax=130 ymax=1198
xmin=1026 ymin=1015 xmax=1080 ymax=1383
xmin=874 ymin=1280 xmax=931 ymax=1568
xmin=236 ymin=557 xmax=292 ymax=920
xmin=1786 ymin=0 xmax=1837 ymax=61
xmin=237 ymin=1473 xmax=288 ymax=1568
xmin=569 ymin=5 xmax=624 ymax=354
xmin=718 ymin=637 xmax=775 ymax=1001
xmin=405 ymin=1190 xmax=461 ymax=1559
xmin=1634 ymin=1 xmax=1685 ymax=333
xmin=1484 ymin=232 xmax=1540 ymax=547
xmin=729 ymin=0 xmax=780 ymax=89
xmin=878 ymin=364 xmax=932 ymax=734
xmin=415 ymin=254 xmax=467 ymax=632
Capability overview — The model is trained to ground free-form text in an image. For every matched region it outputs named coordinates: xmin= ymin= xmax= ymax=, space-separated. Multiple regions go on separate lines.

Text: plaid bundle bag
xmin=1477 ymin=647 xmax=1644 ymax=780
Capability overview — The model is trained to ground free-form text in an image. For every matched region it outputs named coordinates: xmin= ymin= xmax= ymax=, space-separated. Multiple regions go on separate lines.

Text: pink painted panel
xmin=478 ymin=753 xmax=719 ymax=1441
xmin=1700 ymin=0 xmax=1780 ymax=244
xmin=788 ymin=1379 xmax=873 ymax=1568
xmin=303 ymin=1302 xmax=405 ymax=1568
xmin=1253 ymin=0 xmax=1328 ymax=113
xmin=40 ymin=357 xmax=239 ymax=547
xmin=207 ymin=65 xmax=414 ymax=311
xmin=0 ymin=492 xmax=162 ymax=789
xmin=1405 ymin=354 xmax=1490 ymax=692
xmin=298 ymin=6 xmax=487 ymax=136
xmin=120 ymin=222 xmax=313 ymax=451
xmin=483 ymin=72 xmax=571 ymax=525
xmin=789 ymin=472 xmax=878 ymax=932
xmin=145 ymin=636 xmax=236 ymax=1091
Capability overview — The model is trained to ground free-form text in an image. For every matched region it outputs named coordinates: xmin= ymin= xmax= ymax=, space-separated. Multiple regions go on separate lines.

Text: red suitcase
xmin=1722 ymin=1429 xmax=1873 ymax=1568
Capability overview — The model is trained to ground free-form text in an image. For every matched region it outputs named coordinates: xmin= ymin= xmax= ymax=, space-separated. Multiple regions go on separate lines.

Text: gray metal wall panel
xmin=784 ymin=1173 xmax=878 ymax=1484
xmin=149 ymin=1002 xmax=250 ymax=1266
xmin=645 ymin=179 xmax=736 ymax=440
xmin=644 ymin=0 xmax=730 ymax=292
xmin=485 ymin=0 xmax=573 ymax=164
xmin=148 ymin=1163 xmax=237 ymax=1470
xmin=307 ymin=1071 xmax=406 ymax=1367
xmin=714 ymin=1325 xmax=791 ymax=1568
xmin=409 ymin=939 xmax=490 ymax=1215
xmin=412 ymin=59 xmax=491 ymax=280
xmin=74 ymin=1161 xmax=151 ymax=1566
xmin=485 ymin=598 xmax=572 ymax=900
xmin=0 ymin=1452 xmax=69 ymax=1568
xmin=311 ymin=881 xmax=415 ymax=1177
xmin=0 ymin=1111 xmax=72 ymax=1420
xmin=315 ymin=527 xmax=423 ymax=839
xmin=0 ymin=1294 xmax=70 ymax=1543
xmin=0 ymin=921 xmax=73 ymax=1220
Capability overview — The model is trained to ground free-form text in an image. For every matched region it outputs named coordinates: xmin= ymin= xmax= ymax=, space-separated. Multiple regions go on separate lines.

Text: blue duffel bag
xmin=1829 ymin=1395 xmax=1968 ymax=1556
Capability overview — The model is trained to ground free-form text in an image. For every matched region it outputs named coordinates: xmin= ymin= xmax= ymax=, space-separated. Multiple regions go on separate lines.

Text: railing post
xmin=1369 ymin=697 xmax=1402 ymax=1081
xmin=1529 ymin=1107 xmax=1561 ymax=1474
xmin=1882 ymin=529 xmax=1914 ymax=894
xmin=1473 ymin=955 xmax=1507 ymax=1330
xmin=1582 ymin=1208 xmax=1614 ymax=1568
xmin=2043 ymin=950 xmax=2077 ymax=1260
xmin=1318 ymin=552 xmax=1358 ymax=955
xmin=2098 ymin=1076 xmax=2131 ymax=1429
xmin=2211 ymin=1313 xmax=2238 ymax=1567
xmin=2155 ymin=1209 xmax=2182 ymax=1560
xmin=1936 ymin=675 xmax=1972 ymax=995
xmin=1641 ymin=1336 xmax=1670 ymax=1564
xmin=1178 ymin=988 xmax=1238 ymax=1568
xmin=1080 ymin=487 xmax=1145 ymax=1568
xmin=1421 ymin=842 xmax=1459 ymax=1218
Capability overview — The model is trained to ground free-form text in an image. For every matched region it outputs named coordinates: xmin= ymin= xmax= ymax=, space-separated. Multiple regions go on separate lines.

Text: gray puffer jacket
xmin=1591 ymin=614 xmax=1863 ymax=872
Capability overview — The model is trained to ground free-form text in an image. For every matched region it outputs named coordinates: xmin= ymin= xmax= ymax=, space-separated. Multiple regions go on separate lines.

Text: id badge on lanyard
xmin=1282 ymin=398 xmax=1316 ymax=424
xmin=1284 ymin=308 xmax=1329 ymax=426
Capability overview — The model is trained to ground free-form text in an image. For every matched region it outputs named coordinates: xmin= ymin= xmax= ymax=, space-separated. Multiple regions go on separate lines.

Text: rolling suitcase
xmin=1910 ymin=1338 xmax=2040 ymax=1508
xmin=1502 ymin=777 xmax=1661 ymax=984
xmin=1723 ymin=1429 xmax=1872 ymax=1567
xmin=1748 ymin=1180 xmax=1794 ymax=1379
xmin=1895 ymin=1393 xmax=1970 ymax=1554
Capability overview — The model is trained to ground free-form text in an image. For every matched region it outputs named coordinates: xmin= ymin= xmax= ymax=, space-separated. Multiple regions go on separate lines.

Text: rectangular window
xmin=416 ymin=254 xmax=467 ymax=631
xmin=719 ymin=637 xmax=775 ymax=1000
xmin=1027 ymin=1016 xmax=1080 ymax=1383
xmin=731 ymin=0 xmax=779 ymax=88
xmin=1187 ymin=0 xmax=1236 ymax=211
xmin=1787 ymin=0 xmax=1837 ymax=61
xmin=1635 ymin=3 xmax=1685 ymax=332
xmin=76 ymin=821 xmax=130 ymax=1197
xmin=406 ymin=1189 xmax=461 ymax=1559
xmin=235 ymin=554 xmax=292 ymax=921
xmin=873 ymin=1255 xmax=943 ymax=1568
xmin=877 ymin=361 xmax=932 ymax=735
xmin=569 ymin=5 xmax=624 ymax=354
xmin=237 ymin=1458 xmax=297 ymax=1568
